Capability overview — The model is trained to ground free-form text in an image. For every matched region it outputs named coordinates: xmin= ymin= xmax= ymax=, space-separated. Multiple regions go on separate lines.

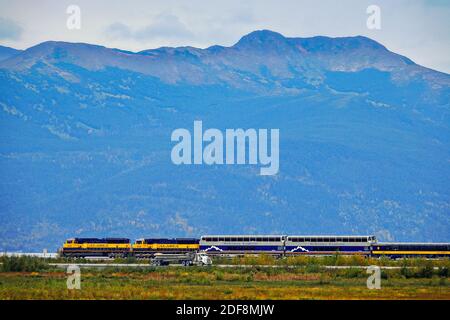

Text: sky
xmin=0 ymin=0 xmax=449 ymax=73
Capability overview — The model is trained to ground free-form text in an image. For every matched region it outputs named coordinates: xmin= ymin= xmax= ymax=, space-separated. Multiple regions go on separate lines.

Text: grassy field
xmin=0 ymin=256 xmax=449 ymax=299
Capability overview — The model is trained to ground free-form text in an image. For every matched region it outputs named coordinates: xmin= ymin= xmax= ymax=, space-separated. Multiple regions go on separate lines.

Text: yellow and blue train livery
xmin=199 ymin=235 xmax=285 ymax=254
xmin=132 ymin=238 xmax=199 ymax=257
xmin=60 ymin=238 xmax=131 ymax=258
xmin=58 ymin=236 xmax=450 ymax=259
xmin=285 ymin=235 xmax=376 ymax=255
xmin=372 ymin=243 xmax=450 ymax=258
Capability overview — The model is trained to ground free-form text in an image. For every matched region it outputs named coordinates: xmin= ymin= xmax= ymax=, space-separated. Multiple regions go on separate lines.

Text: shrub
xmin=349 ymin=255 xmax=368 ymax=266
xmin=438 ymin=267 xmax=448 ymax=278
xmin=400 ymin=266 xmax=413 ymax=278
xmin=341 ymin=267 xmax=363 ymax=278
xmin=125 ymin=256 xmax=137 ymax=264
xmin=214 ymin=271 xmax=224 ymax=281
xmin=416 ymin=265 xmax=433 ymax=278
xmin=0 ymin=256 xmax=49 ymax=272
xmin=305 ymin=264 xmax=320 ymax=273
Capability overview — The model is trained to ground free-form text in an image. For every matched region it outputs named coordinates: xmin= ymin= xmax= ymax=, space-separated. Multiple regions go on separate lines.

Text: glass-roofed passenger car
xmin=285 ymin=235 xmax=376 ymax=255
xmin=199 ymin=235 xmax=285 ymax=255
xmin=60 ymin=238 xmax=131 ymax=258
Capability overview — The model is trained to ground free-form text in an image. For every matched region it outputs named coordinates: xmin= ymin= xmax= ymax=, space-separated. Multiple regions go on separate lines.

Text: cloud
xmin=105 ymin=12 xmax=193 ymax=42
xmin=105 ymin=22 xmax=132 ymax=40
xmin=0 ymin=17 xmax=22 ymax=40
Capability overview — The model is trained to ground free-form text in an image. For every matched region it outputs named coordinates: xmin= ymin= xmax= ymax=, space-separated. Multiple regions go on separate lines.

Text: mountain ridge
xmin=0 ymin=45 xmax=23 ymax=62
xmin=2 ymin=30 xmax=448 ymax=86
xmin=0 ymin=30 xmax=449 ymax=251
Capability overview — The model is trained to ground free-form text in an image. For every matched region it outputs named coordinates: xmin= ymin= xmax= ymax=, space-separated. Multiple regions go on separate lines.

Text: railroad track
xmin=44 ymin=263 xmax=442 ymax=270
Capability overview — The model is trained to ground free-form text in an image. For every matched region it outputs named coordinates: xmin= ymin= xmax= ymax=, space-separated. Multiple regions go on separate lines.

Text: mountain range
xmin=0 ymin=30 xmax=449 ymax=251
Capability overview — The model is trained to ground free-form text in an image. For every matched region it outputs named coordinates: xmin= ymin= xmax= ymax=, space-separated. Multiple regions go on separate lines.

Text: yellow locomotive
xmin=59 ymin=237 xmax=199 ymax=258
xmin=132 ymin=238 xmax=199 ymax=258
xmin=60 ymin=238 xmax=131 ymax=258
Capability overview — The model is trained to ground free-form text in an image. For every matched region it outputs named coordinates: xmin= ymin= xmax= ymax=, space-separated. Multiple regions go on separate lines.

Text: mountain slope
xmin=0 ymin=30 xmax=449 ymax=251
xmin=0 ymin=45 xmax=22 ymax=62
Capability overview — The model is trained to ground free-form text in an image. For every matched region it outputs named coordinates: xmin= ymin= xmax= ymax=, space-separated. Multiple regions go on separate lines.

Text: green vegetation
xmin=0 ymin=256 xmax=449 ymax=300
xmin=0 ymin=256 xmax=49 ymax=272
xmin=213 ymin=254 xmax=450 ymax=268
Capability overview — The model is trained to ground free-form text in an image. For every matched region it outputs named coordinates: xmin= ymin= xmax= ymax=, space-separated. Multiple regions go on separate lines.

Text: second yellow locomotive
xmin=132 ymin=238 xmax=199 ymax=258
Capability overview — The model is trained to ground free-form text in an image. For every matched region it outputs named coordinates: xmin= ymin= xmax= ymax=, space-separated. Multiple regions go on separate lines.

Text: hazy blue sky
xmin=0 ymin=0 xmax=449 ymax=73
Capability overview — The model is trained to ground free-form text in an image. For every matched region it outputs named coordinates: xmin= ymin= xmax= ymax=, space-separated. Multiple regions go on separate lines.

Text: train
xmin=59 ymin=235 xmax=450 ymax=259
xmin=61 ymin=238 xmax=131 ymax=257
xmin=132 ymin=238 xmax=199 ymax=258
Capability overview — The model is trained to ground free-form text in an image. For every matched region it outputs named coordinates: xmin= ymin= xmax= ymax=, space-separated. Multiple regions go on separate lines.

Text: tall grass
xmin=0 ymin=256 xmax=49 ymax=272
xmin=213 ymin=254 xmax=450 ymax=268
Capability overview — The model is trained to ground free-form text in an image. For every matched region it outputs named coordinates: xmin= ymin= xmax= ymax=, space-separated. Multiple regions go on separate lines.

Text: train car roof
xmin=141 ymin=237 xmax=199 ymax=240
xmin=287 ymin=235 xmax=375 ymax=237
xmin=71 ymin=237 xmax=130 ymax=242
xmin=201 ymin=235 xmax=285 ymax=237
xmin=376 ymin=242 xmax=450 ymax=245
xmin=72 ymin=237 xmax=130 ymax=239
xmin=200 ymin=235 xmax=375 ymax=238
